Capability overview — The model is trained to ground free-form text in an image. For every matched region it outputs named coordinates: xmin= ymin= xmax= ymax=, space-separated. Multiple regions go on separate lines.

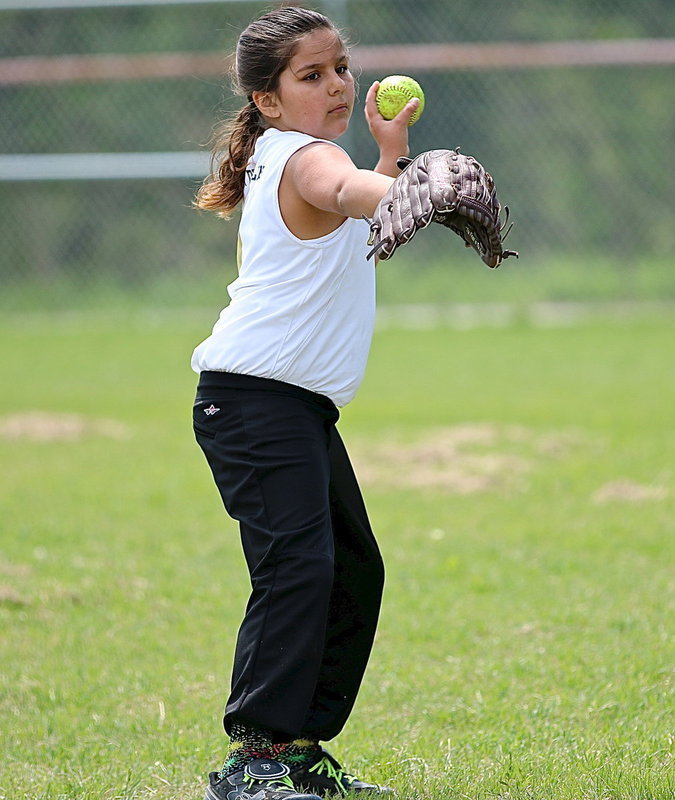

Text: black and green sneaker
xmin=288 ymin=749 xmax=391 ymax=797
xmin=205 ymin=758 xmax=323 ymax=800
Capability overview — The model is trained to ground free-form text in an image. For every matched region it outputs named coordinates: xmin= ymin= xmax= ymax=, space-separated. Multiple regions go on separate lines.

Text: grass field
xmin=0 ymin=306 xmax=673 ymax=800
xmin=3 ymin=254 xmax=675 ymax=313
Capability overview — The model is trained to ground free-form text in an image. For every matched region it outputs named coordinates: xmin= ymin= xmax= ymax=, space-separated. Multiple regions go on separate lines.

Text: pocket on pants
xmin=193 ymin=398 xmax=228 ymax=439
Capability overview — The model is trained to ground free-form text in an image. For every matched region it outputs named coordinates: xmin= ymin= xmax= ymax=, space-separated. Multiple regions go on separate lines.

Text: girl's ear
xmin=252 ymin=91 xmax=281 ymax=120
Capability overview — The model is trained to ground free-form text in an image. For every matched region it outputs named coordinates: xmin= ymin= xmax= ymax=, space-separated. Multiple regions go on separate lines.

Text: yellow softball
xmin=375 ymin=75 xmax=425 ymax=126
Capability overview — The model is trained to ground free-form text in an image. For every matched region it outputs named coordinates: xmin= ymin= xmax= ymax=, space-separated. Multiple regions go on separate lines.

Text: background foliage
xmin=1 ymin=0 xmax=674 ymax=304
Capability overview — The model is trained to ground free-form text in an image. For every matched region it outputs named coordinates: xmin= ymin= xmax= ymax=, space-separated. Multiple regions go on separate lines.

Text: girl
xmin=192 ymin=7 xmax=419 ymax=800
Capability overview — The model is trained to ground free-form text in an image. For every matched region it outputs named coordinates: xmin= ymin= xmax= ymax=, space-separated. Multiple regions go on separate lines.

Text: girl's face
xmin=257 ymin=28 xmax=355 ymax=140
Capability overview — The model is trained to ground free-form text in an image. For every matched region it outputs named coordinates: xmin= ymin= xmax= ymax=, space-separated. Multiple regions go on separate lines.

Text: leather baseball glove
xmin=366 ymin=148 xmax=518 ymax=268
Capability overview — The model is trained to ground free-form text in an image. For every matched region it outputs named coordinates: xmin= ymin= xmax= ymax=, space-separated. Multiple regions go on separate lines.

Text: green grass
xmin=0 ymin=308 xmax=673 ymax=800
xmin=2 ymin=253 xmax=675 ymax=313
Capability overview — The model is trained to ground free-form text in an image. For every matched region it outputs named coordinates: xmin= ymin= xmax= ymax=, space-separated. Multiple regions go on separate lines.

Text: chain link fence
xmin=1 ymin=0 xmax=674 ymax=307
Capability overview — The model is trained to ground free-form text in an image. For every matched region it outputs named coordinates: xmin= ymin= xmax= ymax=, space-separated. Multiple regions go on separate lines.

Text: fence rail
xmin=3 ymin=39 xmax=675 ymax=86
xmin=0 ymin=152 xmax=209 ymax=180
xmin=0 ymin=0 xmax=249 ymax=9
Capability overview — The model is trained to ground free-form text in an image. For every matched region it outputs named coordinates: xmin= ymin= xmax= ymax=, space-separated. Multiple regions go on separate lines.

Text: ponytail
xmin=194 ymin=102 xmax=265 ymax=218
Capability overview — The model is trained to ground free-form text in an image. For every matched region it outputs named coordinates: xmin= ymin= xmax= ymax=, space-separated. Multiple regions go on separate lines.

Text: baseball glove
xmin=366 ymin=148 xmax=518 ymax=268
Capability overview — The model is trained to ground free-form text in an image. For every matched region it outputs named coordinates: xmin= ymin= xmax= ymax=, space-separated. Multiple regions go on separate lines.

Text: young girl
xmin=192 ymin=7 xmax=419 ymax=800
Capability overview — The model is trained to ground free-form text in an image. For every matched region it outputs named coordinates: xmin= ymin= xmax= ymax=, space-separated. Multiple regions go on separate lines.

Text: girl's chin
xmin=326 ymin=120 xmax=351 ymax=138
xmin=284 ymin=119 xmax=351 ymax=140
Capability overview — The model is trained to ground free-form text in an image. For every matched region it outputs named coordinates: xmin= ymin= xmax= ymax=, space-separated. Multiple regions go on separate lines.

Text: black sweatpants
xmin=193 ymin=371 xmax=384 ymax=742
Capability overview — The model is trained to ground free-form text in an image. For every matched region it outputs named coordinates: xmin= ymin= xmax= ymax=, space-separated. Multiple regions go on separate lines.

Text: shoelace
xmin=244 ymin=773 xmax=295 ymax=790
xmin=308 ymin=757 xmax=357 ymax=796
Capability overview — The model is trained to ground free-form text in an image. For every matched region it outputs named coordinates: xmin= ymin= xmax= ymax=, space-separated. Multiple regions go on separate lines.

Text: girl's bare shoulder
xmin=279 ymin=142 xmax=352 ymax=239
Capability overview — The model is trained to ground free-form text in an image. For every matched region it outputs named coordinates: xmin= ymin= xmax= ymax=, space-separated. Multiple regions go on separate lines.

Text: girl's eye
xmin=305 ymin=72 xmax=320 ymax=81
xmin=337 ymin=65 xmax=349 ymax=75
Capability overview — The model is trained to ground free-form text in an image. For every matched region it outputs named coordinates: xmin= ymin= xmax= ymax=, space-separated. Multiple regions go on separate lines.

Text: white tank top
xmin=191 ymin=128 xmax=375 ymax=407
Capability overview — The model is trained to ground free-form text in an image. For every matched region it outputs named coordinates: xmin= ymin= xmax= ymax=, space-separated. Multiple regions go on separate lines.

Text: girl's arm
xmin=285 ymin=143 xmax=394 ymax=221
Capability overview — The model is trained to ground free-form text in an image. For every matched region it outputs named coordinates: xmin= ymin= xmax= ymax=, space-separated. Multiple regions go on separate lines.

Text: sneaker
xmin=205 ymin=757 xmax=324 ymax=800
xmin=288 ymin=748 xmax=391 ymax=796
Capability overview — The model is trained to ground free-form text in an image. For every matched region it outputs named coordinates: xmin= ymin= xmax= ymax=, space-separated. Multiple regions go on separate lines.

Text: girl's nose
xmin=328 ymin=73 xmax=345 ymax=94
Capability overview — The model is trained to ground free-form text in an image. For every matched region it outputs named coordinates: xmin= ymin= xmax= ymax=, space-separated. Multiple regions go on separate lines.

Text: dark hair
xmin=195 ymin=5 xmax=344 ymax=218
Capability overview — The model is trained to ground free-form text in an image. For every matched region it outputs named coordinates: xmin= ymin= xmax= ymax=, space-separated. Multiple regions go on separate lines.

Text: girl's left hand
xmin=365 ymin=80 xmax=419 ymax=175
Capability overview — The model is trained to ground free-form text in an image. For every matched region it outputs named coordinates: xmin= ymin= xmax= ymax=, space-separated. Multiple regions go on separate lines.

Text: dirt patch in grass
xmin=592 ymin=480 xmax=669 ymax=504
xmin=350 ymin=423 xmax=579 ymax=495
xmin=0 ymin=585 xmax=30 ymax=608
xmin=0 ymin=411 xmax=131 ymax=442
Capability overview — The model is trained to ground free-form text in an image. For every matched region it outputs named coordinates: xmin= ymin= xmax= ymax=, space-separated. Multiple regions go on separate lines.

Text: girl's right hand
xmin=365 ymin=80 xmax=420 ymax=177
